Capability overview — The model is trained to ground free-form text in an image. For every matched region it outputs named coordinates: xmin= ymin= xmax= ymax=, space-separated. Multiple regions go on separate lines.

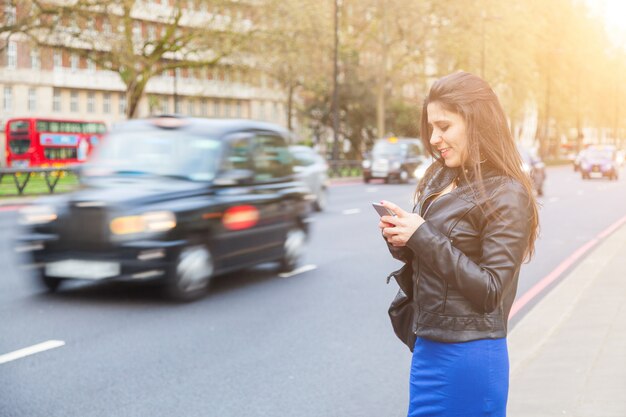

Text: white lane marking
xmin=279 ymin=264 xmax=317 ymax=278
xmin=0 ymin=340 xmax=65 ymax=365
xmin=342 ymin=208 xmax=361 ymax=215
xmin=366 ymin=187 xmax=378 ymax=193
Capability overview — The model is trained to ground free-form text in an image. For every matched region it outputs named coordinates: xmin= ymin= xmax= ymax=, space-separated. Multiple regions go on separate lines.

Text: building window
xmin=236 ymin=101 xmax=242 ymax=118
xmin=87 ymin=92 xmax=95 ymax=113
xmin=30 ymin=48 xmax=40 ymax=70
xmin=103 ymin=20 xmax=112 ymax=35
xmin=87 ymin=59 xmax=95 ymax=73
xmin=133 ymin=21 xmax=141 ymax=41
xmin=53 ymin=88 xmax=61 ymax=112
xmin=3 ymin=86 xmax=12 ymax=112
xmin=148 ymin=25 xmax=156 ymax=41
xmin=53 ymin=51 xmax=62 ymax=70
xmin=161 ymin=96 xmax=169 ymax=114
xmin=70 ymin=91 xmax=79 ymax=112
xmin=5 ymin=1 xmax=16 ymax=25
xmin=70 ymin=54 xmax=79 ymax=72
xmin=213 ymin=100 xmax=220 ymax=117
xmin=7 ymin=41 xmax=17 ymax=69
xmin=28 ymin=88 xmax=37 ymax=112
xmin=224 ymin=101 xmax=231 ymax=117
xmin=201 ymin=99 xmax=208 ymax=116
xmin=103 ymin=93 xmax=111 ymax=113
xmin=273 ymin=102 xmax=279 ymax=121
xmin=187 ymin=99 xmax=194 ymax=115
xmin=119 ymin=93 xmax=127 ymax=115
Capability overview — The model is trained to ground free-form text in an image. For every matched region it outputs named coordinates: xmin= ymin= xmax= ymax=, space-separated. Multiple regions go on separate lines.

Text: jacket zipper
xmin=413 ymin=179 xmax=455 ymax=335
xmin=420 ymin=180 xmax=456 ymax=218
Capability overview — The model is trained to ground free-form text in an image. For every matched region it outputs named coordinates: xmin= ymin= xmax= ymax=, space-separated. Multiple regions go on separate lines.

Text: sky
xmin=587 ymin=0 xmax=626 ymax=47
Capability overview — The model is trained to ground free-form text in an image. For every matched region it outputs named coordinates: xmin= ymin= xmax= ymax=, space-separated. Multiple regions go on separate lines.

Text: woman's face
xmin=427 ymin=102 xmax=468 ymax=168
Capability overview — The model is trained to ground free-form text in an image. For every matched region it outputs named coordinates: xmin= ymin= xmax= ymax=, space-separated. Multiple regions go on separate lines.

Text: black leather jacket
xmin=387 ymin=162 xmax=533 ymax=343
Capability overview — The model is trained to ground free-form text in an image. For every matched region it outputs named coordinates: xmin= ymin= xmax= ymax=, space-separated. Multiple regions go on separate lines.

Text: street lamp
xmin=331 ymin=0 xmax=340 ymax=162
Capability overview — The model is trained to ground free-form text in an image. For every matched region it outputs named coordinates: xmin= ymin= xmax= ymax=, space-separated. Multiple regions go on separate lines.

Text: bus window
xmin=8 ymin=139 xmax=30 ymax=155
xmin=83 ymin=122 xmax=106 ymax=134
xmin=44 ymin=148 xmax=78 ymax=160
xmin=9 ymin=120 xmax=30 ymax=132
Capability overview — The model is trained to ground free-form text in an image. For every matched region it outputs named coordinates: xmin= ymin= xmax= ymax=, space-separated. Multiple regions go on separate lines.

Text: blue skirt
xmin=408 ymin=337 xmax=509 ymax=417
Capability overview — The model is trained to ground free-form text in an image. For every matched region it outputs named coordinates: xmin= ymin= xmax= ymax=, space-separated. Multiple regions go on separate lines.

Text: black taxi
xmin=17 ymin=116 xmax=313 ymax=301
xmin=362 ymin=137 xmax=425 ymax=183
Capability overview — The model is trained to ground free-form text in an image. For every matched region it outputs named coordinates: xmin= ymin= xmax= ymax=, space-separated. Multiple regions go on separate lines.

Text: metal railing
xmin=0 ymin=160 xmax=364 ymax=197
xmin=0 ymin=166 xmax=80 ymax=196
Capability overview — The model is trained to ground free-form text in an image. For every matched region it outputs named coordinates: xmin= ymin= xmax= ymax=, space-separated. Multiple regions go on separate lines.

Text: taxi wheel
xmin=279 ymin=227 xmax=307 ymax=272
xmin=314 ymin=188 xmax=328 ymax=212
xmin=39 ymin=272 xmax=63 ymax=292
xmin=167 ymin=245 xmax=213 ymax=302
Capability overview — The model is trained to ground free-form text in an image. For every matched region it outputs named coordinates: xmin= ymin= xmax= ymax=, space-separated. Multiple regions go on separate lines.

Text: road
xmin=1 ymin=165 xmax=625 ymax=417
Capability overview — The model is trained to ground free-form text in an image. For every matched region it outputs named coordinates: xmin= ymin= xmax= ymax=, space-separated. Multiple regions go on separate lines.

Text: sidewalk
xmin=508 ymin=222 xmax=626 ymax=416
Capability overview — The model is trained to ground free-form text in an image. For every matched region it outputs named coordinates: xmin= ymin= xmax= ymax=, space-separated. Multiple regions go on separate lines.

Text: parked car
xmin=517 ymin=145 xmax=546 ymax=196
xmin=17 ymin=116 xmax=312 ymax=301
xmin=289 ymin=145 xmax=329 ymax=212
xmin=362 ymin=137 xmax=426 ymax=183
xmin=579 ymin=145 xmax=619 ymax=180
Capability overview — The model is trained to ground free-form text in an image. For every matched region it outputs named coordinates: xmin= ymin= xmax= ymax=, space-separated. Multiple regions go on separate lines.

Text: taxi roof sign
xmin=150 ymin=115 xmax=188 ymax=129
xmin=387 ymin=136 xmax=398 ymax=143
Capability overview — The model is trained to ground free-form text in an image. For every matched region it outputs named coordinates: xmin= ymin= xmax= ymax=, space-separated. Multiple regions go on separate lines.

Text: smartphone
xmin=372 ymin=202 xmax=396 ymax=217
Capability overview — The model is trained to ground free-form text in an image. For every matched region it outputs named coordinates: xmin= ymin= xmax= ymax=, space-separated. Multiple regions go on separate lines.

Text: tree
xmin=20 ymin=0 xmax=262 ymax=118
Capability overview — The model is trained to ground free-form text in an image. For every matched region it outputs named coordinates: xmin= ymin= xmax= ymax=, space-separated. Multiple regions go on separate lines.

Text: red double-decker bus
xmin=5 ymin=118 xmax=107 ymax=168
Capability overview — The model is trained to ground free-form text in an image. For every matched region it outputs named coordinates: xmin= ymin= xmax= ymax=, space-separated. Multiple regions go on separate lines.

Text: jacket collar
xmin=421 ymin=160 xmax=503 ymax=199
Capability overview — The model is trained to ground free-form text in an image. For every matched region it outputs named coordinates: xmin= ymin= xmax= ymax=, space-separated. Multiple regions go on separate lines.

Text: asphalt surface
xmin=1 ymin=165 xmax=625 ymax=417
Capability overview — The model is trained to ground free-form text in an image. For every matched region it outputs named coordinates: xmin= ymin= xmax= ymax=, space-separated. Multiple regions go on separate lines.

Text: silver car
xmin=289 ymin=145 xmax=329 ymax=211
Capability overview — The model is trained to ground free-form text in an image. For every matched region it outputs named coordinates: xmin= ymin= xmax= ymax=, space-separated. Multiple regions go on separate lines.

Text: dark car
xmin=17 ymin=116 xmax=312 ymax=301
xmin=517 ymin=145 xmax=546 ymax=196
xmin=579 ymin=145 xmax=619 ymax=180
xmin=289 ymin=145 xmax=329 ymax=211
xmin=362 ymin=137 xmax=425 ymax=183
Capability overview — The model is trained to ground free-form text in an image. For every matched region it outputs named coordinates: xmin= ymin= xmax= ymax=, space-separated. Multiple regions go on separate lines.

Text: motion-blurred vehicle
xmin=362 ymin=137 xmax=425 ymax=183
xmin=17 ymin=116 xmax=312 ymax=301
xmin=289 ymin=145 xmax=329 ymax=212
xmin=579 ymin=145 xmax=619 ymax=180
xmin=413 ymin=156 xmax=436 ymax=183
xmin=517 ymin=145 xmax=546 ymax=196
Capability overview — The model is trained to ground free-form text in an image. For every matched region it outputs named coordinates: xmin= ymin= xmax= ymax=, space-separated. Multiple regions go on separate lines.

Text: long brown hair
xmin=419 ymin=71 xmax=539 ymax=261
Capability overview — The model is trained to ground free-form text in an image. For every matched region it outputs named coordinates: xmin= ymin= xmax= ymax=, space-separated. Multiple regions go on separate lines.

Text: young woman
xmin=378 ymin=71 xmax=539 ymax=417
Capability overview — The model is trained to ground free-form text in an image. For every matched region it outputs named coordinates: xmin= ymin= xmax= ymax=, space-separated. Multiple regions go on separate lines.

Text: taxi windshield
xmin=86 ymin=130 xmax=222 ymax=181
xmin=372 ymin=142 xmax=406 ymax=158
xmin=586 ymin=149 xmax=613 ymax=160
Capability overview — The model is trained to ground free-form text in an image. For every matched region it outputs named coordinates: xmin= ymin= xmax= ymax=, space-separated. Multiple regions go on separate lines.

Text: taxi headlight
xmin=19 ymin=205 xmax=57 ymax=225
xmin=392 ymin=161 xmax=402 ymax=170
xmin=362 ymin=160 xmax=371 ymax=169
xmin=110 ymin=211 xmax=176 ymax=235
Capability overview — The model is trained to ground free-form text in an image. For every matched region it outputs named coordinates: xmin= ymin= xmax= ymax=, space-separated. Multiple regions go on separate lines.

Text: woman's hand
xmin=378 ymin=200 xmax=425 ymax=247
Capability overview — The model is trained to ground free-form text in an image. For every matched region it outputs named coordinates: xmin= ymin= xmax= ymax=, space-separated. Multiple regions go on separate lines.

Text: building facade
xmin=0 ymin=1 xmax=288 ymax=165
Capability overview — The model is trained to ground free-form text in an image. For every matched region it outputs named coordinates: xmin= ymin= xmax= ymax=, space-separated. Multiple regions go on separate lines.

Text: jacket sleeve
xmin=383 ymin=234 xmax=412 ymax=263
xmin=406 ymin=181 xmax=532 ymax=313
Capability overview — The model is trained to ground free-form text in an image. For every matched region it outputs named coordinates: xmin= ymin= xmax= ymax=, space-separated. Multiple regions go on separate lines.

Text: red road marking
xmin=0 ymin=205 xmax=25 ymax=212
xmin=509 ymin=214 xmax=626 ymax=320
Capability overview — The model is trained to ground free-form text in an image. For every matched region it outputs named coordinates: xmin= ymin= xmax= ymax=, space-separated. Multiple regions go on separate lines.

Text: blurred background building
xmin=0 ymin=0 xmax=288 ymax=164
